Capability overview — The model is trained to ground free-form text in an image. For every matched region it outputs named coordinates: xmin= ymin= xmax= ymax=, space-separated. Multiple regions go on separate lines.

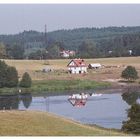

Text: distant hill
xmin=1 ymin=26 xmax=140 ymax=57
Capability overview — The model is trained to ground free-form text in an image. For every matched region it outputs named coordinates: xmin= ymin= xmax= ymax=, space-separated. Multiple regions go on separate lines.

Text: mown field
xmin=0 ymin=110 xmax=127 ymax=136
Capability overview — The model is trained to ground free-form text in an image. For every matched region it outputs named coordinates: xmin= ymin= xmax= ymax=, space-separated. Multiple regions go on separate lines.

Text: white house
xmin=88 ymin=63 xmax=102 ymax=69
xmin=60 ymin=50 xmax=75 ymax=58
xmin=67 ymin=59 xmax=87 ymax=74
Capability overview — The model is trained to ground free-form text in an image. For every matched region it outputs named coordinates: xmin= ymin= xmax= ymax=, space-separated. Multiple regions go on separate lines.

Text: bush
xmin=121 ymin=66 xmax=138 ymax=81
xmin=20 ymin=72 xmax=32 ymax=88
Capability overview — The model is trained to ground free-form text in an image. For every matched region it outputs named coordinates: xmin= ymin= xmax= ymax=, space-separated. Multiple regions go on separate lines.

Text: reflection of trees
xmin=121 ymin=103 xmax=140 ymax=134
xmin=122 ymin=88 xmax=140 ymax=134
xmin=0 ymin=93 xmax=32 ymax=110
xmin=21 ymin=93 xmax=32 ymax=109
xmin=122 ymin=92 xmax=140 ymax=105
xmin=0 ymin=95 xmax=19 ymax=110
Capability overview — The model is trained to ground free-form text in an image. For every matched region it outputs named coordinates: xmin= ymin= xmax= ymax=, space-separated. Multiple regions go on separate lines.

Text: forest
xmin=0 ymin=26 xmax=140 ymax=59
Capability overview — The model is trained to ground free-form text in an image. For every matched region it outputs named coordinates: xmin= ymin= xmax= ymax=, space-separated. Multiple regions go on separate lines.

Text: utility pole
xmin=44 ymin=24 xmax=49 ymax=65
xmin=45 ymin=24 xmax=47 ymax=48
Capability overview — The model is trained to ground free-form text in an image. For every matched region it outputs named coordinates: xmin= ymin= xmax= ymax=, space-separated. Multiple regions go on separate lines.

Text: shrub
xmin=20 ymin=72 xmax=32 ymax=88
xmin=121 ymin=66 xmax=138 ymax=81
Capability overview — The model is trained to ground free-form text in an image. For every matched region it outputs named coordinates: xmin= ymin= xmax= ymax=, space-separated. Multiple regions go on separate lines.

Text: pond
xmin=0 ymin=90 xmax=140 ymax=129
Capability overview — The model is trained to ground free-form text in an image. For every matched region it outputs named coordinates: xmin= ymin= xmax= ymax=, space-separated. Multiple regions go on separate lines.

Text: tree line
xmin=0 ymin=26 xmax=140 ymax=59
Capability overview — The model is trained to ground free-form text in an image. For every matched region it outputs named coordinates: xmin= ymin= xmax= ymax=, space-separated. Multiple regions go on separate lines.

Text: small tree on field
xmin=121 ymin=66 xmax=139 ymax=81
xmin=20 ymin=72 xmax=32 ymax=88
xmin=122 ymin=103 xmax=140 ymax=134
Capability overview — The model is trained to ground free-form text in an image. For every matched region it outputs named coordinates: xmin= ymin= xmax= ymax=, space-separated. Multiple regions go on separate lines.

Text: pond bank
xmin=0 ymin=78 xmax=139 ymax=96
xmin=0 ymin=79 xmax=110 ymax=95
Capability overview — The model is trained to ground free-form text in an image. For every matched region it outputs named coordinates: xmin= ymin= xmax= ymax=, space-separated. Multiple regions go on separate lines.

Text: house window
xmin=79 ymin=71 xmax=81 ymax=74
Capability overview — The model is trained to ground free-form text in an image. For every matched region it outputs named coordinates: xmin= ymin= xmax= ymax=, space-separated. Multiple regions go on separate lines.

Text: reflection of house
xmin=88 ymin=63 xmax=102 ymax=69
xmin=67 ymin=59 xmax=87 ymax=74
xmin=60 ymin=50 xmax=75 ymax=58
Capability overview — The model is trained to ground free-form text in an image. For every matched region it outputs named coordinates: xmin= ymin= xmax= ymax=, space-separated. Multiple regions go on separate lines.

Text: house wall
xmin=68 ymin=67 xmax=87 ymax=74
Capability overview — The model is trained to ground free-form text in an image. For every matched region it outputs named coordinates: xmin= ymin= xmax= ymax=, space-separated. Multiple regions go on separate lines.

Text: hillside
xmin=0 ymin=26 xmax=140 ymax=58
xmin=0 ymin=110 xmax=126 ymax=136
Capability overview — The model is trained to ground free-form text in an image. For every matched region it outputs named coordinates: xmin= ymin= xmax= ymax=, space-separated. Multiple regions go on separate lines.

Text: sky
xmin=0 ymin=4 xmax=140 ymax=34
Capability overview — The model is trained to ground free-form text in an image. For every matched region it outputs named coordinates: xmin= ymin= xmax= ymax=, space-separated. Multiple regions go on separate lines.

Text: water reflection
xmin=0 ymin=94 xmax=19 ymax=110
xmin=20 ymin=93 xmax=32 ymax=109
xmin=0 ymin=91 xmax=137 ymax=129
xmin=122 ymin=91 xmax=140 ymax=105
xmin=0 ymin=93 xmax=32 ymax=110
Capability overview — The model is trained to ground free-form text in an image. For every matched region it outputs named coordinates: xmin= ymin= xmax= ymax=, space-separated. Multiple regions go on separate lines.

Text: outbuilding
xmin=88 ymin=63 xmax=102 ymax=69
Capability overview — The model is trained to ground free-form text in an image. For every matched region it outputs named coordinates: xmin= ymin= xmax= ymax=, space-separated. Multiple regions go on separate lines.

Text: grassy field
xmin=0 ymin=57 xmax=139 ymax=94
xmin=0 ymin=110 xmax=127 ymax=136
xmin=0 ymin=79 xmax=110 ymax=95
xmin=30 ymin=79 xmax=110 ymax=94
xmin=3 ymin=57 xmax=140 ymax=81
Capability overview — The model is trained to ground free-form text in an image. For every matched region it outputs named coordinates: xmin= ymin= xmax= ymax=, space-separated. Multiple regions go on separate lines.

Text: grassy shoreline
xmin=0 ymin=110 xmax=127 ymax=136
xmin=0 ymin=79 xmax=110 ymax=95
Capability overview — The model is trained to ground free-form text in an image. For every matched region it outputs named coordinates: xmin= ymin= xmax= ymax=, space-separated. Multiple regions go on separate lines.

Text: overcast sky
xmin=0 ymin=4 xmax=140 ymax=34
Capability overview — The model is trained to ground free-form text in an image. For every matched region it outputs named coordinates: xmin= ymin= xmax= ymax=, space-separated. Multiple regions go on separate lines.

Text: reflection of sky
xmin=19 ymin=93 xmax=129 ymax=129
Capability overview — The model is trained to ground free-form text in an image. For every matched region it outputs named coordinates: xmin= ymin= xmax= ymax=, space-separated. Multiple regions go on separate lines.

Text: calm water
xmin=1 ymin=91 xmax=139 ymax=129
xmin=20 ymin=92 xmax=130 ymax=129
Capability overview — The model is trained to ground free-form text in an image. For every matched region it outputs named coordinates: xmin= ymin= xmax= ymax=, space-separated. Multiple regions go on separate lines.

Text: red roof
xmin=67 ymin=59 xmax=87 ymax=67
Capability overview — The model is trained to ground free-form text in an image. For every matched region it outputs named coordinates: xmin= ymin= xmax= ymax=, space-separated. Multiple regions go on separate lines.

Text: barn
xmin=67 ymin=59 xmax=87 ymax=74
xmin=88 ymin=63 xmax=102 ymax=69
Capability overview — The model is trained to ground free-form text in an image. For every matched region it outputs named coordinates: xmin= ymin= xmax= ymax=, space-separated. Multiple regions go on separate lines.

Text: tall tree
xmin=46 ymin=43 xmax=60 ymax=58
xmin=0 ymin=60 xmax=19 ymax=88
xmin=0 ymin=42 xmax=6 ymax=58
xmin=10 ymin=44 xmax=25 ymax=59
xmin=78 ymin=41 xmax=98 ymax=58
xmin=5 ymin=66 xmax=19 ymax=87
xmin=0 ymin=60 xmax=8 ymax=87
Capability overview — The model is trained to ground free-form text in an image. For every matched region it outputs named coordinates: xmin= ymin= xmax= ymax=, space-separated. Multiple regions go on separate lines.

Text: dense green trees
xmin=0 ymin=60 xmax=32 ymax=88
xmin=0 ymin=60 xmax=8 ymax=87
xmin=5 ymin=66 xmax=19 ymax=87
xmin=12 ymin=44 xmax=25 ymax=59
xmin=0 ymin=42 xmax=6 ymax=58
xmin=1 ymin=26 xmax=140 ymax=59
xmin=0 ymin=60 xmax=18 ymax=88
xmin=122 ymin=103 xmax=140 ymax=134
xmin=78 ymin=41 xmax=100 ymax=58
xmin=121 ymin=66 xmax=139 ymax=81
xmin=20 ymin=72 xmax=32 ymax=88
xmin=6 ymin=44 xmax=25 ymax=59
